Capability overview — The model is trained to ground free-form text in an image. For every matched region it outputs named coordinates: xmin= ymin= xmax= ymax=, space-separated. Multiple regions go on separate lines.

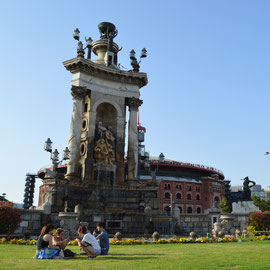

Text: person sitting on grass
xmin=96 ymin=222 xmax=109 ymax=255
xmin=52 ymin=228 xmax=75 ymax=258
xmin=52 ymin=228 xmax=69 ymax=250
xmin=35 ymin=224 xmax=61 ymax=259
xmin=76 ymin=225 xmax=101 ymax=259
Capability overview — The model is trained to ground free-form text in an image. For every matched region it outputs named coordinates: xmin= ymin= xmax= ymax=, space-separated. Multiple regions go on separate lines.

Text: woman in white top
xmin=76 ymin=225 xmax=101 ymax=258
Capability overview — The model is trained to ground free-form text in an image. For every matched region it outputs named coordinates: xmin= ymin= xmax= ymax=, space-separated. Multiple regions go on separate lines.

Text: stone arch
xmin=95 ymin=103 xmax=118 ymax=135
xmin=164 ymin=192 xmax=170 ymax=199
xmin=92 ymin=98 xmax=123 ymax=117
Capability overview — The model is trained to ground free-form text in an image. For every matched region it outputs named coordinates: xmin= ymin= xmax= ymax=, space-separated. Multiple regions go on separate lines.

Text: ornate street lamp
xmin=44 ymin=138 xmax=70 ymax=171
xmin=159 ymin=152 xmax=165 ymax=163
xmin=129 ymin=48 xmax=147 ymax=72
xmin=144 ymin=152 xmax=165 ymax=180
xmin=73 ymin=28 xmax=93 ymax=59
xmin=44 ymin=138 xmax=52 ymax=152
xmin=73 ymin=28 xmax=80 ymax=40
xmin=63 ymin=147 xmax=70 ymax=161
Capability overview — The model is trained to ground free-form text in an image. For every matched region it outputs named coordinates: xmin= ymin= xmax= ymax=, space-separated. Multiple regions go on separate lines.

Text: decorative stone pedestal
xmin=59 ymin=212 xmax=79 ymax=239
xmin=220 ymin=214 xmax=235 ymax=235
xmin=93 ymin=163 xmax=117 ymax=186
xmin=232 ymin=201 xmax=260 ymax=214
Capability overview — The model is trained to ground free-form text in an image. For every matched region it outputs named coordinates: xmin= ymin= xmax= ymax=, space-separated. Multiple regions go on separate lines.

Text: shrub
xmin=218 ymin=197 xmax=231 ymax=213
xmin=252 ymin=194 xmax=270 ymax=212
xmin=247 ymin=226 xmax=256 ymax=237
xmin=0 ymin=202 xmax=22 ymax=240
xmin=248 ymin=211 xmax=270 ymax=231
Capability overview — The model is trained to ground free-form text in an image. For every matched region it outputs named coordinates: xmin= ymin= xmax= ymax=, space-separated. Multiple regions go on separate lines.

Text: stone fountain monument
xmin=38 ymin=22 xmax=161 ymax=236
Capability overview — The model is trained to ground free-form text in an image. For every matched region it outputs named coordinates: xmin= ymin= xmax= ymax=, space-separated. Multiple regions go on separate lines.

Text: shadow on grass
xmin=109 ymin=253 xmax=160 ymax=256
xmin=96 ymin=256 xmax=157 ymax=261
xmin=75 ymin=253 xmax=160 ymax=261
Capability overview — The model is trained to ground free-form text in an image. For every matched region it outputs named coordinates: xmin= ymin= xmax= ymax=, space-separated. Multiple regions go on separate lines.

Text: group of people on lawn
xmin=35 ymin=222 xmax=109 ymax=259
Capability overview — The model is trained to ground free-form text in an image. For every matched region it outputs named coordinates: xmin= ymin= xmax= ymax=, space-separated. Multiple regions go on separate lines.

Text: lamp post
xmin=129 ymin=48 xmax=147 ymax=72
xmin=44 ymin=138 xmax=70 ymax=172
xmin=170 ymin=193 xmax=174 ymax=217
xmin=73 ymin=28 xmax=93 ymax=59
xmin=137 ymin=124 xmax=146 ymax=180
xmin=144 ymin=152 xmax=165 ymax=180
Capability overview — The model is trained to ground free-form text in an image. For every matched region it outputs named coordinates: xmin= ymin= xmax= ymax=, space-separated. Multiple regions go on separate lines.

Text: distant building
xmin=230 ymin=186 xmax=243 ymax=204
xmin=251 ymin=185 xmax=264 ymax=199
xmin=264 ymin=186 xmax=270 ymax=201
xmin=230 ymin=186 xmax=243 ymax=192
xmin=140 ymin=157 xmax=225 ymax=215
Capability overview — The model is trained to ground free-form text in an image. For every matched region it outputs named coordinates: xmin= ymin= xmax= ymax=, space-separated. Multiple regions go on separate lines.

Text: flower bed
xmin=1 ymin=235 xmax=270 ymax=246
xmin=109 ymin=236 xmax=245 ymax=245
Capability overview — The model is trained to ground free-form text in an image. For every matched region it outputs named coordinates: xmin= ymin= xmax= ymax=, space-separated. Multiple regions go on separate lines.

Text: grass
xmin=0 ymin=241 xmax=270 ymax=270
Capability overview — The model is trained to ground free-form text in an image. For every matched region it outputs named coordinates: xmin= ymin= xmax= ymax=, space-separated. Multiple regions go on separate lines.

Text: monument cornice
xmin=63 ymin=58 xmax=148 ymax=88
xmin=127 ymin=97 xmax=143 ymax=111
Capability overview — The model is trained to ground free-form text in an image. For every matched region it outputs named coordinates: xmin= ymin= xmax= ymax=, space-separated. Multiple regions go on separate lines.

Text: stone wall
xmin=13 ymin=209 xmax=48 ymax=238
xmin=177 ymin=214 xmax=212 ymax=235
xmin=7 ymin=209 xmax=249 ymax=239
xmin=174 ymin=213 xmax=249 ymax=236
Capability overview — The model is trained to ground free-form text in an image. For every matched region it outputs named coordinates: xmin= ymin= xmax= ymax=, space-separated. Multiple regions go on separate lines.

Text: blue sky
xmin=0 ymin=0 xmax=270 ymax=204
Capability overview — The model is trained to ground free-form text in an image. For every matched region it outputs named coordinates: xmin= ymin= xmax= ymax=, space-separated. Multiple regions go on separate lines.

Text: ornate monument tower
xmin=39 ymin=22 xmax=160 ymax=235
xmin=64 ymin=22 xmax=146 ymax=185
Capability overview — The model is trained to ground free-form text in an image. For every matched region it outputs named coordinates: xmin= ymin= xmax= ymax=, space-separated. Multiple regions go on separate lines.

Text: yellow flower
xmin=178 ymin=238 xmax=186 ymax=243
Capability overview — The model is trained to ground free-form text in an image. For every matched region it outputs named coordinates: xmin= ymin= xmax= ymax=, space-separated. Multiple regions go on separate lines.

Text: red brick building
xmin=140 ymin=158 xmax=225 ymax=214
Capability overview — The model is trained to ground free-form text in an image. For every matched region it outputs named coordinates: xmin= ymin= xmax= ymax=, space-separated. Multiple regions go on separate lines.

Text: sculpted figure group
xmin=94 ymin=122 xmax=115 ymax=164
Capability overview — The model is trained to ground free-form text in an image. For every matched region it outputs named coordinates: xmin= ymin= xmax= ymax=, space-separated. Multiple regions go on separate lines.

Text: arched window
xmin=187 ymin=193 xmax=192 ymax=200
xmin=165 ymin=192 xmax=170 ymax=199
xmin=196 ymin=194 xmax=200 ymax=201
xmin=197 ymin=207 xmax=201 ymax=214
xmin=214 ymin=196 xmax=220 ymax=207
xmin=178 ymin=206 xmax=182 ymax=213
xmin=176 ymin=193 xmax=182 ymax=200
xmin=187 ymin=206 xmax=192 ymax=213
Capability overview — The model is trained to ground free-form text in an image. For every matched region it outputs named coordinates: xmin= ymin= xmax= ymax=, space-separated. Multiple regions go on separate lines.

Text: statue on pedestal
xmin=242 ymin=176 xmax=256 ymax=201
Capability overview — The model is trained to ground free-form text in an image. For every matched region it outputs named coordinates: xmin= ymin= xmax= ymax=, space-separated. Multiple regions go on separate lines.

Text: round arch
xmin=92 ymin=98 xmax=123 ymax=117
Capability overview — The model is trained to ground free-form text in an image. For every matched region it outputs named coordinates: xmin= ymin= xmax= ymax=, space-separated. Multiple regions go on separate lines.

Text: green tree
xmin=252 ymin=194 xmax=270 ymax=212
xmin=218 ymin=197 xmax=231 ymax=213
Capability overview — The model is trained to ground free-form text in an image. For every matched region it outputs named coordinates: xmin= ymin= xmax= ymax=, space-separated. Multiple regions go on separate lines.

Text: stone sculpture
xmin=94 ymin=122 xmax=115 ymax=164
xmin=242 ymin=176 xmax=256 ymax=201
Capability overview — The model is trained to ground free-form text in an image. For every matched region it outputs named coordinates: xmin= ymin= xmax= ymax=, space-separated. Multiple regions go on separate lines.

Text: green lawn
xmin=0 ymin=242 xmax=269 ymax=270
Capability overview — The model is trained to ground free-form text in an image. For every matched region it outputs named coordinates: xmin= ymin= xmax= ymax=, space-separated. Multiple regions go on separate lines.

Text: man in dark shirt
xmin=96 ymin=222 xmax=109 ymax=255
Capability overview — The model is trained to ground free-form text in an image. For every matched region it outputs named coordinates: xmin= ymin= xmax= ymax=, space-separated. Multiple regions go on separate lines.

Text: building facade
xmin=140 ymin=158 xmax=225 ymax=215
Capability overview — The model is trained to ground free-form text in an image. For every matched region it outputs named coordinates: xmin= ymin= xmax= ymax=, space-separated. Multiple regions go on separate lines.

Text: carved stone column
xmin=127 ymin=97 xmax=143 ymax=180
xmin=66 ymin=86 xmax=86 ymax=180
